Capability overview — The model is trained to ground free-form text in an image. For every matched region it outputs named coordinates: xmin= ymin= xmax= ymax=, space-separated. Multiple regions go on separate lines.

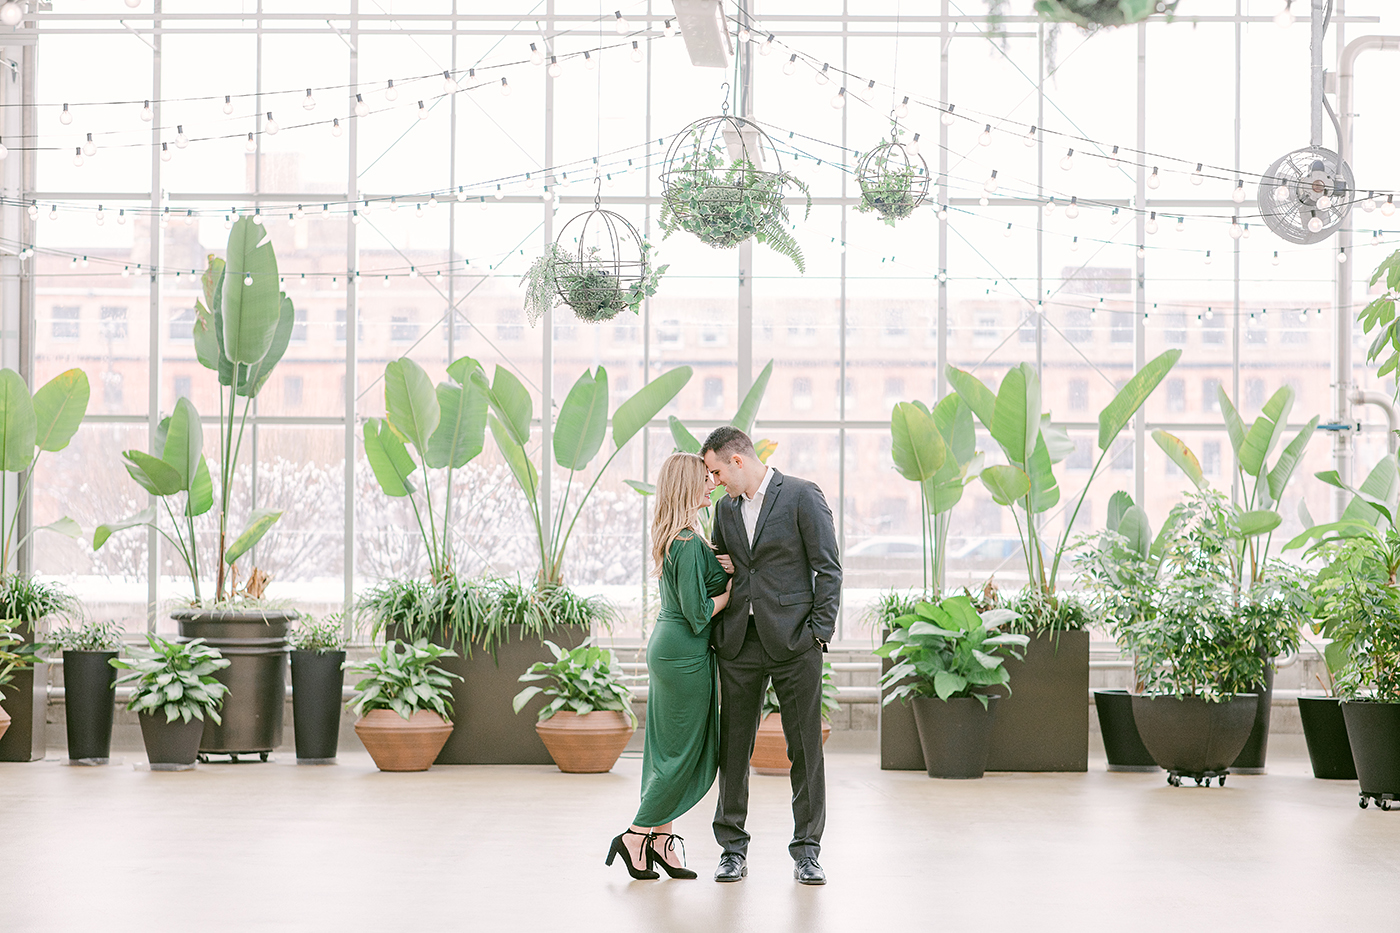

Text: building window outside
xmin=1202 ymin=439 xmax=1222 ymax=476
xmin=1065 ymin=309 xmax=1092 ymax=343
xmin=284 ymin=375 xmax=304 ymax=408
xmin=883 ymin=377 xmax=905 ymax=408
xmin=335 ymin=308 xmax=347 ymax=343
xmin=657 ymin=319 xmax=681 ymax=347
xmin=391 ymin=311 xmax=419 ymax=342
xmin=837 ymin=377 xmax=856 ymax=412
xmin=883 ymin=308 xmax=907 ymax=339
xmin=1166 ymin=377 xmax=1186 ymax=413
xmin=1245 ymin=378 xmax=1265 ymax=410
xmin=1110 ymin=312 xmax=1133 ymax=344
xmin=497 ymin=320 xmax=523 ymax=341
xmin=102 ymin=371 xmax=123 ymax=407
xmin=553 ymin=321 xmax=576 ymax=342
xmin=702 ymin=377 xmax=723 ymax=410
xmin=1066 ymin=438 xmax=1092 ymax=470
xmin=973 ymin=315 xmax=998 ymax=347
xmin=700 ymin=323 xmax=726 ymax=347
xmin=1163 ymin=311 xmax=1187 ymax=346
xmin=1202 ymin=314 xmax=1226 ymax=345
xmin=1020 ymin=319 xmax=1036 ymax=343
xmin=613 ymin=322 xmax=638 ymax=342
xmin=1246 ymin=315 xmax=1268 ymax=345
xmin=100 ymin=306 xmax=128 ymax=340
xmin=52 ymin=306 xmax=80 ymax=341
xmin=1202 ymin=378 xmax=1221 ymax=412
xmin=173 ymin=375 xmax=191 ymax=400
xmin=787 ymin=311 xmax=816 ymax=344
xmin=291 ymin=306 xmax=308 ymax=343
xmin=168 ymin=308 xmax=195 ymax=342
xmin=1068 ymin=378 xmax=1089 ymax=411
xmin=1110 ymin=438 xmax=1133 ymax=471
xmin=792 ymin=377 xmax=813 ymax=411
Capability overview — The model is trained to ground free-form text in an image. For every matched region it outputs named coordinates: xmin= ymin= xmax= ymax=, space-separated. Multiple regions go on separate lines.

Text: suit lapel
xmin=750 ymin=469 xmax=783 ymax=550
xmin=727 ymin=494 xmax=751 ymax=559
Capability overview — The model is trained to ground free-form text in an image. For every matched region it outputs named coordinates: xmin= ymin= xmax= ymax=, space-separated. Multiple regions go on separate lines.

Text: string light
xmin=456 ymin=187 xmax=467 ymax=202
xmin=1023 ymin=125 xmax=1037 ymax=147
xmin=185 ymin=209 xmax=194 ymax=225
xmin=761 ymin=33 xmax=775 ymax=55
xmin=663 ymin=19 xmax=677 ymax=37
xmin=1274 ymin=178 xmax=1290 ymax=200
xmin=350 ymin=210 xmax=360 ymax=225
xmin=631 ymin=41 xmax=643 ymax=62
xmin=442 ymin=70 xmax=457 ymax=93
xmin=1109 ymin=207 xmax=1120 ymax=226
xmin=1064 ymin=196 xmax=1079 ymax=219
xmin=1384 ymin=195 xmax=1396 ymax=217
xmin=1317 ymin=194 xmax=1332 ymax=210
xmin=983 ymin=170 xmax=998 ymax=193
xmin=417 ymin=100 xmax=428 ymax=119
xmin=415 ymin=203 xmax=424 ymax=217
xmin=73 ymin=147 xmax=83 ymax=167
xmin=140 ymin=100 xmax=153 ymax=122
xmin=548 ymin=56 xmax=562 ymax=77
xmin=1044 ymin=197 xmax=1056 ymax=215
xmin=1338 ymin=249 xmax=1348 ymax=264
xmin=244 ymin=273 xmax=253 ymax=286
xmin=1373 ymin=230 xmax=1383 ymax=246
xmin=1070 ymin=236 xmax=1079 ymax=252
xmin=906 ymin=132 xmax=921 ymax=156
xmin=332 ymin=117 xmax=341 ymax=137
xmin=816 ymin=63 xmax=830 ymax=85
xmin=160 ymin=142 xmax=171 ymax=162
xmin=1307 ymin=211 xmax=1323 ymax=233
xmin=117 ymin=209 xmax=126 ymax=225
xmin=25 ymin=202 xmax=36 ymax=219
xmin=831 ymin=88 xmax=847 ymax=109
xmin=428 ymin=194 xmax=438 ymax=209
xmin=1109 ymin=145 xmax=1120 ymax=168
xmin=1232 ymin=179 xmax=1246 ymax=203
xmin=385 ymin=79 xmax=398 ymax=102
xmin=1362 ymin=191 xmax=1376 ymax=212
xmin=738 ymin=26 xmax=751 ymax=43
xmin=1003 ymin=222 xmax=1013 ymax=237
xmin=584 ymin=51 xmax=595 ymax=70
xmin=494 ymin=185 xmax=504 ymax=200
xmin=1060 ymin=148 xmax=1074 ymax=171
xmin=245 ymin=132 xmax=256 ymax=152
xmin=1190 ymin=163 xmax=1203 ymax=185
xmin=302 ymin=88 xmax=317 ymax=111
xmin=48 ymin=205 xmax=57 ymax=221
xmin=1176 ymin=216 xmax=1185 ymax=232
xmin=95 ymin=206 xmax=105 ymax=225
xmin=784 ymin=54 xmax=797 ymax=75
xmin=1137 ymin=245 xmax=1146 ymax=258
xmin=354 ymin=93 xmax=368 ymax=118
xmin=1204 ymin=250 xmax=1212 ymax=265
xmin=1229 ymin=217 xmax=1242 ymax=238
xmin=978 ymin=124 xmax=992 ymax=146
xmin=83 ymin=133 xmax=96 ymax=156
xmin=500 ymin=77 xmax=511 ymax=96
xmin=265 ymin=112 xmax=279 ymax=134
xmin=614 ymin=10 xmax=628 ymax=33
xmin=941 ymin=104 xmax=955 ymax=126
xmin=60 ymin=103 xmax=73 ymax=125
xmin=176 ymin=125 xmax=188 ymax=148
xmin=252 ymin=208 xmax=263 ymax=225
xmin=1147 ymin=166 xmax=1160 ymax=189
xmin=1275 ymin=0 xmax=1295 ymax=28
xmin=1146 ymin=211 xmax=1158 ymax=234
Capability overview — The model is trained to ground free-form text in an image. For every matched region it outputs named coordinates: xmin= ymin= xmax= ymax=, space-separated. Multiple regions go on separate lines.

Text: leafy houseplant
xmin=0 ymin=619 xmax=37 ymax=745
xmin=1033 ymin=0 xmax=1178 ymax=29
xmin=48 ymin=620 xmax=123 ymax=763
xmin=288 ymin=615 xmax=349 ymax=764
xmin=112 ymin=634 xmax=230 ymax=769
xmin=522 ymin=241 xmax=668 ymax=325
xmin=855 ymin=134 xmax=929 ymax=226
xmin=512 ymin=639 xmax=636 ymax=774
xmin=347 ymin=640 xmax=461 ymax=772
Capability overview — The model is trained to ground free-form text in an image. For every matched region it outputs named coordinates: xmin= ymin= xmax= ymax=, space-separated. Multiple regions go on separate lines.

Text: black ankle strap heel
xmin=647 ymin=832 xmax=698 ymax=880
xmin=605 ymin=829 xmax=660 ymax=880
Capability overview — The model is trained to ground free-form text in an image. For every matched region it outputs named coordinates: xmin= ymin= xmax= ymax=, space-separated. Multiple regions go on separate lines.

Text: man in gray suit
xmin=700 ymin=426 xmax=842 ymax=886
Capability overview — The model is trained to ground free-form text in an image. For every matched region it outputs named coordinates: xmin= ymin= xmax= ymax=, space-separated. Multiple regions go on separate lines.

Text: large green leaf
xmin=1342 ymin=457 xmax=1400 ymax=524
xmin=237 ymin=293 xmax=295 ymax=398
xmin=612 ymin=366 xmax=692 ymax=449
xmin=932 ymin=394 xmax=976 ymax=466
xmin=1152 ymin=429 xmax=1206 ymax=490
xmin=93 ymin=507 xmax=156 ymax=551
xmin=192 ymin=300 xmax=223 ymax=373
xmin=1118 ymin=505 xmax=1152 ymax=560
xmin=161 ymin=397 xmax=202 ymax=491
xmin=424 ymin=381 xmax=487 ymax=470
xmin=1040 ymin=420 xmax=1076 ymax=463
xmin=1105 ymin=490 xmax=1134 ymax=534
xmin=731 ymin=359 xmax=773 ymax=434
xmin=1027 ymin=435 xmax=1061 ymax=514
xmin=221 ymin=216 xmax=282 ymax=365
xmin=0 ymin=369 xmax=35 ymax=472
xmin=554 ymin=367 xmax=609 ymax=470
xmin=384 ymin=357 xmax=441 ymax=454
xmin=480 ymin=366 xmax=533 ymax=447
xmin=186 ymin=456 xmax=213 ymax=517
xmin=981 ymin=464 xmax=1030 ymax=505
xmin=925 ymin=476 xmax=967 ymax=516
xmin=1236 ymin=509 xmax=1282 ymax=538
xmin=32 ymin=368 xmax=89 ymax=452
xmin=446 ymin=355 xmax=481 ymax=387
xmin=668 ymin=416 xmax=700 ymax=454
xmin=990 ymin=363 xmax=1040 ymax=466
xmin=1218 ymin=387 xmax=1246 ymax=457
xmin=363 ymin=419 xmax=417 ymax=497
xmin=489 ymin=413 xmax=538 ymax=502
xmin=1266 ymin=416 xmax=1318 ymax=504
xmin=890 ymin=402 xmax=946 ymax=482
xmin=1098 ymin=349 xmax=1180 ymax=450
xmin=202 ymin=256 xmax=225 ymax=314
xmin=946 ymin=368 xmax=997 ymax=431
xmin=122 ymin=450 xmax=184 ymax=497
xmin=223 ymin=508 xmax=282 ymax=565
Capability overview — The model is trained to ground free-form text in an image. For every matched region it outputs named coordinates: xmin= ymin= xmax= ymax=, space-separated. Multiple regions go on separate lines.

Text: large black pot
xmin=138 ymin=712 xmax=206 ymax=770
xmin=63 ymin=650 xmax=117 ymax=763
xmin=1341 ymin=700 xmax=1400 ymax=804
xmin=0 ymin=619 xmax=47 ymax=762
xmin=1131 ymin=694 xmax=1258 ymax=781
xmin=1230 ymin=662 xmax=1275 ymax=774
xmin=290 ymin=649 xmax=345 ymax=763
xmin=909 ymin=695 xmax=999 ymax=779
xmin=1093 ymin=689 xmax=1158 ymax=772
xmin=1298 ymin=696 xmax=1357 ymax=780
xmin=879 ymin=647 xmax=925 ymax=771
xmin=172 ymin=609 xmax=294 ymax=757
xmin=986 ymin=630 xmax=1090 ymax=772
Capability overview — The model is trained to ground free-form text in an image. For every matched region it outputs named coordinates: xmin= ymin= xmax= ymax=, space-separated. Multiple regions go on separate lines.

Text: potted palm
xmin=876 ymin=594 xmax=1028 ymax=779
xmin=346 ymin=640 xmax=460 ymax=772
xmin=112 ymin=634 xmax=230 ymax=771
xmin=47 ymin=620 xmax=123 ymax=764
xmin=289 ymin=615 xmax=348 ymax=764
xmin=751 ymin=662 xmax=840 ymax=776
xmin=95 ymin=218 xmax=301 ymax=761
xmin=512 ymin=638 xmax=636 ymax=773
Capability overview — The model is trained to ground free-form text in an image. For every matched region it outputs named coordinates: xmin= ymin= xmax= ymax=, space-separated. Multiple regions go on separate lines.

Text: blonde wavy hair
xmin=650 ymin=452 xmax=710 ymax=577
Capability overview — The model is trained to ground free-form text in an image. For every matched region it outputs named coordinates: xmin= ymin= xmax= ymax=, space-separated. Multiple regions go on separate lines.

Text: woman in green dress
xmin=606 ymin=452 xmax=731 ymax=880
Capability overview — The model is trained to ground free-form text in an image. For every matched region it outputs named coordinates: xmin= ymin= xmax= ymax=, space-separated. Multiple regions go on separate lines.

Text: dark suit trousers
xmin=713 ymin=619 xmax=826 ymax=862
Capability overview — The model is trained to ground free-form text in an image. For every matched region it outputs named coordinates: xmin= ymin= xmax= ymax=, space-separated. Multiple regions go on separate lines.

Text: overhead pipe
xmin=1350 ymin=388 xmax=1400 ymax=454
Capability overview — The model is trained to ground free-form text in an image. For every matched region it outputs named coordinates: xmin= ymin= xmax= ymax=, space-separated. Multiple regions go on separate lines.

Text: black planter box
xmin=63 ymin=650 xmax=118 ymax=763
xmin=1298 ymin=695 xmax=1357 ymax=780
xmin=1093 ymin=689 xmax=1158 ymax=772
xmin=879 ymin=653 xmax=926 ymax=771
xmin=291 ymin=649 xmax=345 ymax=762
xmin=173 ymin=609 xmax=294 ymax=756
xmin=985 ymin=631 xmax=1090 ymax=772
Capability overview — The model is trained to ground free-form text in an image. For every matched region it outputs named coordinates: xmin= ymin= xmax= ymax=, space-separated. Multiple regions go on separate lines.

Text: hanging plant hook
xmin=720 ymin=81 xmax=730 ymax=115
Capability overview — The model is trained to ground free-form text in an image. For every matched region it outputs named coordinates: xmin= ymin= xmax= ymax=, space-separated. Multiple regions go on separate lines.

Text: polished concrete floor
xmin=2 ymin=733 xmax=1396 ymax=932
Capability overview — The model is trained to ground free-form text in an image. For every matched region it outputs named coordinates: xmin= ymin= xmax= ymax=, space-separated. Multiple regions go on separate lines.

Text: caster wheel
xmin=1360 ymin=797 xmax=1369 ymax=809
xmin=1382 ymin=800 xmax=1392 ymax=811
xmin=1194 ymin=777 xmax=1203 ymax=786
xmin=197 ymin=754 xmax=209 ymax=764
xmin=1218 ymin=775 xmax=1226 ymax=787
xmin=230 ymin=754 xmax=240 ymax=763
xmin=260 ymin=752 xmax=270 ymax=762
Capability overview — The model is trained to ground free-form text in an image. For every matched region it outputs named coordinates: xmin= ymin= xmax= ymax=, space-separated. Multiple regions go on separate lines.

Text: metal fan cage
xmin=660 ymin=115 xmax=790 ymax=249
xmin=553 ymin=207 xmax=648 ymax=323
xmin=1257 ymin=146 xmax=1355 ymax=245
xmin=856 ymin=140 xmax=930 ymax=221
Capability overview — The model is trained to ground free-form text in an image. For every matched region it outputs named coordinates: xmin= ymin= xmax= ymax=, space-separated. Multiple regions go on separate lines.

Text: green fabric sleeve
xmin=671 ymin=535 xmax=716 ymax=636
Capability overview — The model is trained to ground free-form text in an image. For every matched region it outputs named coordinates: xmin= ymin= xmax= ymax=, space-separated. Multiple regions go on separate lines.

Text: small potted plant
xmin=289 ymin=615 xmax=349 ymax=764
xmin=876 ymin=594 xmax=1028 ymax=779
xmin=751 ymin=662 xmax=840 ymax=776
xmin=855 ymin=132 xmax=930 ymax=226
xmin=0 ymin=619 xmax=38 ymax=745
xmin=111 ymin=634 xmax=230 ymax=771
xmin=346 ymin=639 xmax=460 ymax=772
xmin=48 ymin=620 xmax=124 ymax=764
xmin=513 ymin=638 xmax=636 ymax=773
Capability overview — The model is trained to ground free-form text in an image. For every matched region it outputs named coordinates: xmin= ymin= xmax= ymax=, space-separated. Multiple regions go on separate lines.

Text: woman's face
xmin=695 ymin=470 xmax=717 ymax=509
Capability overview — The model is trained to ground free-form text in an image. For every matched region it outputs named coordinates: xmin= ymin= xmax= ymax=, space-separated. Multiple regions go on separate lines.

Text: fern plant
xmin=522 ymin=241 xmax=667 ymax=325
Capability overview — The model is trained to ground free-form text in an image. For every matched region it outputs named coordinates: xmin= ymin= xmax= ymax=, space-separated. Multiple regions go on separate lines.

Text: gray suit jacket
xmin=710 ymin=468 xmax=842 ymax=662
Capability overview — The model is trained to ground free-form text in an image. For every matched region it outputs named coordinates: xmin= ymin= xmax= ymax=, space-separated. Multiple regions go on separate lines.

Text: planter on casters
xmin=138 ymin=712 xmax=207 ymax=771
xmin=1297 ymin=695 xmax=1357 ymax=780
xmin=750 ymin=711 xmax=832 ymax=776
xmin=290 ymin=649 xmax=346 ymax=764
xmin=172 ymin=608 xmax=294 ymax=762
xmin=1131 ymin=693 xmax=1258 ymax=787
xmin=62 ymin=649 xmax=118 ymax=764
xmin=1341 ymin=700 xmax=1400 ymax=809
xmin=909 ymin=695 xmax=999 ymax=779
xmin=1093 ymin=689 xmax=1158 ymax=772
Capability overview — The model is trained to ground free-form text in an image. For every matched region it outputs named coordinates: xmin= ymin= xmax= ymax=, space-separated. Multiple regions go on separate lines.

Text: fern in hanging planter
xmin=855 ymin=132 xmax=930 ymax=227
xmin=521 ymin=209 xmax=667 ymax=325
xmin=659 ymin=115 xmax=812 ymax=272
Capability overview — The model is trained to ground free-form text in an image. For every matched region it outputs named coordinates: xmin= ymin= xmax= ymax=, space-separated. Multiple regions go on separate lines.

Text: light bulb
xmin=936 ymin=205 xmax=947 ymax=220
xmin=1147 ymin=167 xmax=1160 ymax=189
xmin=124 ymin=0 xmax=140 ymax=7
xmin=906 ymin=132 xmax=921 ymax=156
xmin=1232 ymin=180 xmax=1246 ymax=203
xmin=48 ymin=205 xmax=56 ymax=220
xmin=1176 ymin=216 xmax=1185 ymax=232
xmin=160 ymin=142 xmax=171 ymax=162
xmin=1060 ymin=148 xmax=1074 ymax=171
xmin=1023 ymin=125 xmax=1036 ymax=147
xmin=72 ymin=147 xmax=83 ymax=167
xmin=894 ymin=96 xmax=910 ymax=119
xmin=332 ymin=117 xmax=341 ymax=136
xmin=244 ymin=273 xmax=253 ymax=286
xmin=500 ymin=77 xmax=511 ymax=96
xmin=1272 ymin=250 xmax=1280 ymax=265
xmin=1070 ymin=236 xmax=1079 ymax=252
xmin=1385 ymin=195 xmax=1396 ymax=217
xmin=252 ymin=210 xmax=263 ymax=225
xmin=457 ymin=187 xmax=467 ymax=201
xmin=140 ymin=100 xmax=153 ymax=122
xmin=350 ymin=210 xmax=360 ymax=225
xmin=816 ymin=63 xmax=830 ymax=85
xmin=355 ymin=93 xmax=368 ymax=117
xmin=295 ymin=205 xmax=304 ymax=219
xmin=409 ymin=266 xmax=418 ymax=278
xmin=530 ymin=43 xmax=544 ymax=66
xmin=223 ymin=95 xmax=234 ymax=114
xmin=117 ymin=209 xmax=126 ymax=225
xmin=83 ymin=133 xmax=96 ymax=156
xmin=761 ymin=34 xmax=774 ymax=56
xmin=738 ymin=26 xmax=750 ymax=43
xmin=224 ymin=215 xmax=233 ymax=229
xmin=361 ymin=199 xmax=371 ymax=215
xmin=783 ymin=54 xmax=797 ymax=76
xmin=1363 ymin=191 xmax=1376 ymax=212
xmin=442 ymin=70 xmax=456 ymax=93
xmin=584 ymin=51 xmax=595 ymax=70
xmin=1109 ymin=208 xmax=1119 ymax=225
xmin=978 ymin=124 xmax=992 ymax=146
xmin=1317 ymin=194 xmax=1332 ymax=210
xmin=95 ymin=207 xmax=104 ymax=225
xmin=979 ymin=196 xmax=989 ymax=207
xmin=388 ymin=198 xmax=398 ymax=212
xmin=479 ymin=197 xmax=488 ymax=210
xmin=631 ymin=41 xmax=643 ymax=62
xmin=663 ymin=19 xmax=677 ymax=37
xmin=1064 ymin=196 xmax=1079 ymax=219
xmin=1146 ymin=212 xmax=1159 ymax=234
xmin=385 ymin=79 xmax=397 ymax=101
xmin=265 ymin=112 xmax=279 ymax=134
xmin=548 ymin=56 xmax=562 ymax=77
xmin=1190 ymin=163 xmax=1203 ymax=185
xmin=941 ymin=103 xmax=955 ymax=126
xmin=606 ymin=173 xmax=615 ymax=188
xmin=1044 ymin=197 xmax=1056 ymax=215
xmin=525 ymin=172 xmax=534 ymax=188
xmin=1274 ymin=180 xmax=1290 ymax=201
xmin=428 ymin=195 xmax=438 ymax=209
xmin=303 ymin=88 xmax=316 ymax=110
xmin=417 ymin=100 xmax=428 ymax=119
xmin=176 ymin=125 xmax=188 ymax=148
xmin=184 ymin=210 xmax=194 ymax=225
xmin=1003 ymin=222 xmax=1013 ymax=237
xmin=245 ymin=132 xmax=256 ymax=152
xmin=1137 ymin=246 xmax=1146 ymax=258
xmin=1338 ymin=249 xmax=1348 ymax=264
xmin=1204 ymin=250 xmax=1212 ymax=265
xmin=1275 ymin=1 xmax=1294 ymax=28
xmin=415 ymin=204 xmax=423 ymax=217
xmin=60 ymin=103 xmax=72 ymax=125
xmin=983 ymin=170 xmax=998 ymax=193
xmin=25 ymin=202 xmax=35 ymax=218
xmin=122 ymin=265 xmax=130 ymax=277
xmin=287 ymin=212 xmax=296 ymax=227
xmin=1307 ymin=212 xmax=1323 ymax=233
xmin=494 ymin=185 xmax=503 ymax=200
xmin=1229 ymin=218 xmax=1242 ymax=239
xmin=614 ymin=10 xmax=628 ymax=33
xmin=1109 ymin=145 xmax=1120 ymax=168
xmin=830 ymin=88 xmax=846 ymax=109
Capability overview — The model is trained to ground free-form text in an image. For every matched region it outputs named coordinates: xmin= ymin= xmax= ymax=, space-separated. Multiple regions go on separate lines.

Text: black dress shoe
xmin=793 ymin=857 xmax=826 ymax=885
xmin=714 ymin=853 xmax=747 ymax=883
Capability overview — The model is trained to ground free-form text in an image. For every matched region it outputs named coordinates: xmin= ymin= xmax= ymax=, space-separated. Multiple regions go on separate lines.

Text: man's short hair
xmin=701 ymin=425 xmax=756 ymax=460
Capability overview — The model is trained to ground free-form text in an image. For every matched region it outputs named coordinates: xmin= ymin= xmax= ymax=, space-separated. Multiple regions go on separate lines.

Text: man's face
xmin=704 ymin=450 xmax=742 ymax=498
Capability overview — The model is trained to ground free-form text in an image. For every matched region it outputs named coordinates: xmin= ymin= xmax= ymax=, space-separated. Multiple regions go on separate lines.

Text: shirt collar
xmin=743 ymin=465 xmax=773 ymax=503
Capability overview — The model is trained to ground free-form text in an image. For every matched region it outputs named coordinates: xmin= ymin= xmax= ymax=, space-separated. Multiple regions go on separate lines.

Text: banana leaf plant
xmin=0 ymin=368 xmax=89 ymax=574
xmin=889 ymin=395 xmax=984 ymax=595
xmin=477 ymin=363 xmax=692 ymax=585
xmin=95 ymin=217 xmax=293 ymax=604
xmin=362 ymin=356 xmax=490 ymax=582
xmin=947 ymin=350 xmax=1179 ymax=600
xmin=1152 ymin=383 xmax=1318 ymax=589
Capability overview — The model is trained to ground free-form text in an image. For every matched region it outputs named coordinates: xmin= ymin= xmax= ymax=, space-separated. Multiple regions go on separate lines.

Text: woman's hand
xmin=711 ymin=577 xmax=733 ymax=617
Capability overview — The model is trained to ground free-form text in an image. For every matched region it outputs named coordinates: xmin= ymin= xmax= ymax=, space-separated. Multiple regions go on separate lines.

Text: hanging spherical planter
xmin=1032 ymin=0 xmax=1179 ymax=29
xmin=522 ymin=205 xmax=666 ymax=325
xmin=659 ymin=114 xmax=811 ymax=271
xmin=855 ymin=134 xmax=930 ymax=226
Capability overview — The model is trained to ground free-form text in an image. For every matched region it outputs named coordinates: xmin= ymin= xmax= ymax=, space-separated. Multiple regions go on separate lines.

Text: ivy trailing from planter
xmin=856 ymin=132 xmax=929 ymax=227
xmin=522 ymin=241 xmax=667 ymax=325
xmin=1033 ymin=0 xmax=1179 ymax=30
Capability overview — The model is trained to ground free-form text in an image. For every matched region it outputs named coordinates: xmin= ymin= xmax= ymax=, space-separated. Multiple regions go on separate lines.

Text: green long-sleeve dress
xmin=633 ymin=532 xmax=729 ymax=827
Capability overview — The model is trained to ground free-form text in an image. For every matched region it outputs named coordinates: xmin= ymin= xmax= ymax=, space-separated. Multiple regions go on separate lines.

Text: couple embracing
xmin=605 ymin=426 xmax=842 ymax=886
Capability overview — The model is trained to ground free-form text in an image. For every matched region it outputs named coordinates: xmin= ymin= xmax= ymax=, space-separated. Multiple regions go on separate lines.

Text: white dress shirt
xmin=742 ymin=465 xmax=773 ymax=548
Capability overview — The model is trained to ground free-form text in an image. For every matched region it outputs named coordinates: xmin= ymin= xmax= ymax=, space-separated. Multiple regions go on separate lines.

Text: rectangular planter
xmin=879 ymin=653 xmax=926 ymax=771
xmin=0 ymin=661 xmax=48 ymax=762
xmin=985 ymin=630 xmax=1089 ymax=772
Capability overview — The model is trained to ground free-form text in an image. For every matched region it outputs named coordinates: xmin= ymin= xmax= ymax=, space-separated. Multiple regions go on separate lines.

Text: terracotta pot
xmin=0 ymin=704 xmax=10 ymax=744
xmin=750 ymin=712 xmax=831 ymax=776
xmin=354 ymin=709 xmax=453 ymax=772
xmin=534 ymin=710 xmax=634 ymax=773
